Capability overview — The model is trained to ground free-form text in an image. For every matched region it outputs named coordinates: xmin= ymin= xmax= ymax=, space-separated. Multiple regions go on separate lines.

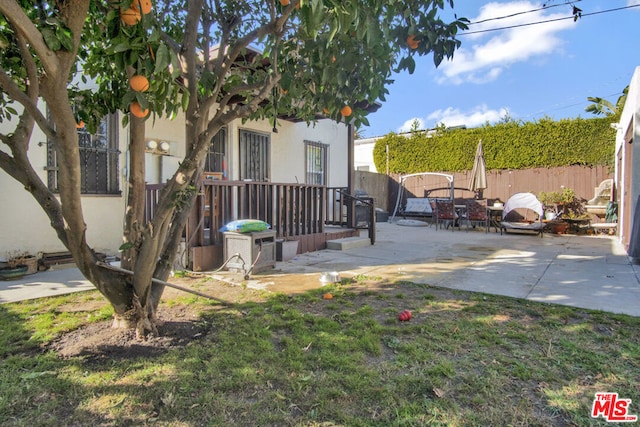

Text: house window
xmin=204 ymin=127 xmax=227 ymax=178
xmin=305 ymin=140 xmax=328 ymax=185
xmin=239 ymin=129 xmax=270 ymax=181
xmin=47 ymin=113 xmax=120 ymax=194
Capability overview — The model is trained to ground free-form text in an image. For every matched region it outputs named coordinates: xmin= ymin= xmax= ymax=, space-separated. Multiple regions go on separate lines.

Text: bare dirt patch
xmin=48 ymin=276 xmax=264 ymax=360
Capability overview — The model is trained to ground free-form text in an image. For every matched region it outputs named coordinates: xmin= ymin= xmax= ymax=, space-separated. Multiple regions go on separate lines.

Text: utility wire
xmin=470 ymin=0 xmax=582 ymax=25
xmin=460 ymin=4 xmax=640 ymax=36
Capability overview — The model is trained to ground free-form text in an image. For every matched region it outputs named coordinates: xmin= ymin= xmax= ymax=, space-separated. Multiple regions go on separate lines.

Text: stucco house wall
xmin=354 ymin=137 xmax=378 ymax=173
xmin=1 ymin=106 xmax=349 ymax=258
xmin=0 ymin=101 xmax=129 ymax=258
xmin=614 ymin=65 xmax=640 ymax=251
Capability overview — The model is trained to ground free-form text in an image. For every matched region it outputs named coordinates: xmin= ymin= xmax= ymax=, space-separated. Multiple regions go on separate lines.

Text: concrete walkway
xmin=2 ymin=222 xmax=640 ymax=317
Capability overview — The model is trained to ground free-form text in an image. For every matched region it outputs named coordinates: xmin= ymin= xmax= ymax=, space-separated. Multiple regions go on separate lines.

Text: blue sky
xmin=362 ymin=0 xmax=640 ymax=138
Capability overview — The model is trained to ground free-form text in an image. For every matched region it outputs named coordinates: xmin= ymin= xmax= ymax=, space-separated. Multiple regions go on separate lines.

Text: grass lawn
xmin=0 ymin=275 xmax=638 ymax=426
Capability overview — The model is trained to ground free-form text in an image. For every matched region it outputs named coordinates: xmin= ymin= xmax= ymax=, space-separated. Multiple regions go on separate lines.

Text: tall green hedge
xmin=372 ymin=116 xmax=617 ymax=174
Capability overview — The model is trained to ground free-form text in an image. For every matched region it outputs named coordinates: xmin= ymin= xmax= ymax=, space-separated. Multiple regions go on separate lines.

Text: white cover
xmin=405 ymin=198 xmax=433 ymax=214
xmin=502 ymin=193 xmax=543 ymax=219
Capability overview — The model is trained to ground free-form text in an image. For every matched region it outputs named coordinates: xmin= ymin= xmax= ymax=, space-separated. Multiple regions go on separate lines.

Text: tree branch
xmin=0 ymin=0 xmax=59 ymax=78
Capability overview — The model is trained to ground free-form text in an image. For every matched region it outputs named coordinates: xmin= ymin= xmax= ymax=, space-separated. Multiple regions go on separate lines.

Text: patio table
xmin=486 ymin=206 xmax=503 ymax=233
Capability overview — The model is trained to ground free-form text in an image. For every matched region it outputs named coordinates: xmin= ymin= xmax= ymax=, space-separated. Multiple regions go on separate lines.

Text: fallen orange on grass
xmin=323 ymin=293 xmax=333 ymax=300
xmin=130 ymin=102 xmax=149 ymax=118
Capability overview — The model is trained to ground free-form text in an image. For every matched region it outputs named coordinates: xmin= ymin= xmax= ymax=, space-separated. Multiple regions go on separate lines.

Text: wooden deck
xmin=146 ymin=180 xmax=368 ymax=271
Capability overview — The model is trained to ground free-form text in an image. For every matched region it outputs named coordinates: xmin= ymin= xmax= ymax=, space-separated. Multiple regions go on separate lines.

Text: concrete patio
xmin=2 ymin=222 xmax=639 ymax=317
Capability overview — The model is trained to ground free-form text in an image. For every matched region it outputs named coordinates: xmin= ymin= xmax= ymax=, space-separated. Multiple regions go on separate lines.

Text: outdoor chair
xmin=435 ymin=200 xmax=456 ymax=231
xmin=500 ymin=192 xmax=545 ymax=237
xmin=465 ymin=199 xmax=488 ymax=232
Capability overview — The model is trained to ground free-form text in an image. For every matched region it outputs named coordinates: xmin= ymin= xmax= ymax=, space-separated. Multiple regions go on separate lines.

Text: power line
xmin=519 ymin=90 xmax=624 ymax=120
xmin=470 ymin=0 xmax=582 ymax=25
xmin=460 ymin=4 xmax=640 ymax=36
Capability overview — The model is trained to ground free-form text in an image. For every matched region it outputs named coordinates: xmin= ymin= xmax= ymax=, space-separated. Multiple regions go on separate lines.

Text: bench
xmin=400 ymin=198 xmax=435 ymax=224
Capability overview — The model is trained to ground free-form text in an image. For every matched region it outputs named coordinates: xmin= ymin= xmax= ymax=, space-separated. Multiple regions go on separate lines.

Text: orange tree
xmin=0 ymin=0 xmax=467 ymax=337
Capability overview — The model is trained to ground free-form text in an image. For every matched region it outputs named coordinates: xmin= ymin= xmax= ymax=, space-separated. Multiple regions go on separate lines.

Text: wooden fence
xmin=388 ymin=165 xmax=612 ymax=210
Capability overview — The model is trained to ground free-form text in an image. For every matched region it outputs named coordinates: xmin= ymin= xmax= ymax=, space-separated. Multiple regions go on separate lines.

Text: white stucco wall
xmin=1 ymin=104 xmax=348 ymax=257
xmin=354 ymin=138 xmax=378 ymax=173
xmin=0 ymin=102 xmax=128 ymax=257
xmin=615 ymin=66 xmax=640 ymax=247
xmin=269 ymin=119 xmax=349 ymax=187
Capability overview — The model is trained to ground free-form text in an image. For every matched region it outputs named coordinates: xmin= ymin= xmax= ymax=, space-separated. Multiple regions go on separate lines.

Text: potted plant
xmin=539 ymin=188 xmax=591 ymax=234
xmin=538 ymin=188 xmax=576 ymax=220
xmin=0 ymin=252 xmax=37 ymax=280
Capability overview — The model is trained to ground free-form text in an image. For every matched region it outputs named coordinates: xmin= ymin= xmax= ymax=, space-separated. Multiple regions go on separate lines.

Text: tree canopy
xmin=0 ymin=0 xmax=467 ymax=336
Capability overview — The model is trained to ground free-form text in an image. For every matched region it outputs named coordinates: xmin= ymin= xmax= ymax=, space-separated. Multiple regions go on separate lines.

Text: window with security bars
xmin=239 ymin=129 xmax=270 ymax=181
xmin=47 ymin=113 xmax=120 ymax=194
xmin=204 ymin=127 xmax=226 ymax=177
xmin=305 ymin=140 xmax=328 ymax=185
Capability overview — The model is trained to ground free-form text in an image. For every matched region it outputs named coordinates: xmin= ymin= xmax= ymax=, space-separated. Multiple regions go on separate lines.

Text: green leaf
xmin=118 ymin=242 xmax=134 ymax=251
xmin=56 ymin=26 xmax=74 ymax=51
xmin=111 ymin=42 xmax=131 ymax=53
xmin=154 ymin=44 xmax=170 ymax=74
xmin=41 ymin=28 xmax=61 ymax=51
xmin=406 ymin=56 xmax=416 ymax=74
xmin=181 ymin=90 xmax=190 ymax=112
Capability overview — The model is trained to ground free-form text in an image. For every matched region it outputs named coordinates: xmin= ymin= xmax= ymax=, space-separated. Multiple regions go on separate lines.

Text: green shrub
xmin=373 ymin=116 xmax=616 ymax=174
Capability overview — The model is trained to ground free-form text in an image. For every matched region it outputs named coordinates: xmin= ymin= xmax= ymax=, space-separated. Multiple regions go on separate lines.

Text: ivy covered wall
xmin=372 ymin=116 xmax=617 ymax=174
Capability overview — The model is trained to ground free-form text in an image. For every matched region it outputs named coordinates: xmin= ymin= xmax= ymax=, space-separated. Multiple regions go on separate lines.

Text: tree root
xmin=112 ymin=295 xmax=159 ymax=340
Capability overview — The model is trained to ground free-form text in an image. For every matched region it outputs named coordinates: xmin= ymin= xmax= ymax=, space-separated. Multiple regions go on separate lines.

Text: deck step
xmin=326 ymin=236 xmax=370 ymax=251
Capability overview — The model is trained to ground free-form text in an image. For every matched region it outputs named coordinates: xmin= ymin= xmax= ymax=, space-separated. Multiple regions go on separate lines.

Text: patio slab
xmin=2 ymin=222 xmax=639 ymax=317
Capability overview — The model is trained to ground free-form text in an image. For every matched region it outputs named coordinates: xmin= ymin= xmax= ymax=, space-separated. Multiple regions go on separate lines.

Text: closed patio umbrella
xmin=468 ymin=140 xmax=487 ymax=198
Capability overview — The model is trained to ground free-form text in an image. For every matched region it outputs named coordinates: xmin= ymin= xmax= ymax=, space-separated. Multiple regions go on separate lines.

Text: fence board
xmin=389 ymin=165 xmax=612 ymax=209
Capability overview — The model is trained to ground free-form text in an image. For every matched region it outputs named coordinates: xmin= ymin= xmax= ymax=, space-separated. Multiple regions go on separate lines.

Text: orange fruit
xmin=120 ymin=8 xmax=141 ymax=25
xmin=407 ymin=35 xmax=419 ymax=49
xmin=323 ymin=107 xmax=330 ymax=115
xmin=323 ymin=293 xmax=333 ymax=300
xmin=280 ymin=0 xmax=290 ymax=5
xmin=131 ymin=0 xmax=152 ymax=15
xmin=130 ymin=75 xmax=150 ymax=92
xmin=75 ymin=121 xmax=85 ymax=129
xmin=340 ymin=105 xmax=352 ymax=117
xmin=130 ymin=102 xmax=149 ymax=118
xmin=331 ymin=55 xmax=336 ymax=63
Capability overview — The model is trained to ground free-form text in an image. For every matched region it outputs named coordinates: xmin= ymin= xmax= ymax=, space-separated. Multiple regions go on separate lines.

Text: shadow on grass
xmin=1 ymin=281 xmax=639 ymax=426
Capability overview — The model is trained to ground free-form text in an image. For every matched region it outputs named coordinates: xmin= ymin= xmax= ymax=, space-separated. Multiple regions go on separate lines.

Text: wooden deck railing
xmin=194 ymin=180 xmax=328 ymax=246
xmin=145 ymin=181 xmax=374 ymax=251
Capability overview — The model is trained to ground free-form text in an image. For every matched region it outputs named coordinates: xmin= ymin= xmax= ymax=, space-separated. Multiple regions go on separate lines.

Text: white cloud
xmin=427 ymin=104 xmax=509 ymax=128
xmin=437 ymin=1 xmax=575 ymax=84
xmin=397 ymin=117 xmax=426 ymax=133
xmin=396 ymin=105 xmax=510 ymax=132
xmin=628 ymin=0 xmax=640 ymax=6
